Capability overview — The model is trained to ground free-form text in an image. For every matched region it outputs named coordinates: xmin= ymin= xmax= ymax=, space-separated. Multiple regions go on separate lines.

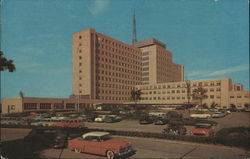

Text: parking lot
xmin=1 ymin=128 xmax=249 ymax=159
xmin=85 ymin=112 xmax=249 ymax=134
xmin=1 ymin=112 xmax=249 ymax=159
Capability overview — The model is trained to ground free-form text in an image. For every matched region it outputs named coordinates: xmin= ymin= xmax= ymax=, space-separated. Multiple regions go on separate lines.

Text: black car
xmin=139 ymin=116 xmax=154 ymax=124
xmin=162 ymin=124 xmax=187 ymax=135
xmin=53 ymin=134 xmax=68 ymax=149
xmin=154 ymin=117 xmax=169 ymax=125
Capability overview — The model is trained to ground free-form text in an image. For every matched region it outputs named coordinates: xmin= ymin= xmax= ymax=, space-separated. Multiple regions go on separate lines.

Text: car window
xmin=100 ymin=135 xmax=112 ymax=141
xmin=84 ymin=136 xmax=100 ymax=142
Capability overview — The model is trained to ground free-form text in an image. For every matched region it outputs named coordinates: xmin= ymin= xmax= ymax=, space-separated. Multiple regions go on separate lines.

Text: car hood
xmin=191 ymin=128 xmax=211 ymax=133
xmin=104 ymin=139 xmax=131 ymax=148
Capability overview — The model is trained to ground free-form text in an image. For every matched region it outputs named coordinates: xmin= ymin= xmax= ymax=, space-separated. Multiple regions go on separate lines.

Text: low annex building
xmin=136 ymin=78 xmax=249 ymax=110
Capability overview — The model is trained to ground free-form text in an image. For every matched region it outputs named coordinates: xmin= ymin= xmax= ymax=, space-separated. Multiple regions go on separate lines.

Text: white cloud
xmin=188 ymin=64 xmax=249 ymax=79
xmin=88 ymin=0 xmax=109 ymax=16
xmin=205 ymin=64 xmax=249 ymax=77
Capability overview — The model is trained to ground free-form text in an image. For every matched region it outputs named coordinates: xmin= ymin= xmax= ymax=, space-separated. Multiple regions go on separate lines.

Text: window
xmin=210 ymin=95 xmax=214 ymax=99
xmin=66 ymin=103 xmax=75 ymax=109
xmin=24 ymin=103 xmax=37 ymax=109
xmin=40 ymin=103 xmax=51 ymax=109
xmin=54 ymin=103 xmax=64 ymax=109
xmin=79 ymin=35 xmax=82 ymax=39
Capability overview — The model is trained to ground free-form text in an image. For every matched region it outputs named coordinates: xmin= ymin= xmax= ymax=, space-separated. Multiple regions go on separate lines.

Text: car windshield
xmin=100 ymin=135 xmax=112 ymax=141
xmin=196 ymin=124 xmax=211 ymax=128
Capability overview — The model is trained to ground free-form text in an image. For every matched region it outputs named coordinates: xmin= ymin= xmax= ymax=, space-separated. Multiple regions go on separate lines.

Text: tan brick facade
xmin=72 ymin=29 xmax=184 ymax=102
xmin=72 ymin=29 xmax=142 ymax=102
xmin=135 ymin=78 xmax=249 ymax=109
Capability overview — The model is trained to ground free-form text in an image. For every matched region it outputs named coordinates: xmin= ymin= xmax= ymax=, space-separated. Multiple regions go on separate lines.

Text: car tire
xmin=106 ymin=150 xmax=115 ymax=159
xmin=73 ymin=148 xmax=81 ymax=153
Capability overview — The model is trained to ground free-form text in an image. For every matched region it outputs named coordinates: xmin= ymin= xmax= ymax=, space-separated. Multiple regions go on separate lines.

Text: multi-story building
xmin=135 ymin=78 xmax=249 ymax=109
xmin=72 ymin=28 xmax=142 ymax=103
xmin=1 ymin=28 xmax=249 ymax=114
xmin=72 ymin=29 xmax=184 ymax=102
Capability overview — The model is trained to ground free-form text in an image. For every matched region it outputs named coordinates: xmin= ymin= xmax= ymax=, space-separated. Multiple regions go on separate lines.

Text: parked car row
xmin=94 ymin=115 xmax=122 ymax=123
xmin=0 ymin=117 xmax=32 ymax=126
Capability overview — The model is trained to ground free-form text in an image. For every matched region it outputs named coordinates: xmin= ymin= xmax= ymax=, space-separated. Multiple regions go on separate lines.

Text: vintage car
xmin=211 ymin=111 xmax=227 ymax=118
xmin=162 ymin=124 xmax=187 ymax=135
xmin=154 ymin=117 xmax=169 ymax=125
xmin=190 ymin=123 xmax=214 ymax=137
xmin=53 ymin=119 xmax=85 ymax=128
xmin=68 ymin=132 xmax=135 ymax=159
xmin=104 ymin=115 xmax=122 ymax=123
xmin=139 ymin=116 xmax=154 ymax=124
xmin=30 ymin=119 xmax=45 ymax=127
xmin=190 ymin=112 xmax=211 ymax=119
xmin=53 ymin=134 xmax=68 ymax=149
xmin=94 ymin=115 xmax=107 ymax=122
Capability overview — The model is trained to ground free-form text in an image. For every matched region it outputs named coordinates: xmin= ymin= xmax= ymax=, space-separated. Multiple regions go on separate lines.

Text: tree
xmin=19 ymin=91 xmax=24 ymax=98
xmin=131 ymin=89 xmax=142 ymax=110
xmin=131 ymin=89 xmax=142 ymax=103
xmin=229 ymin=104 xmax=237 ymax=112
xmin=210 ymin=102 xmax=218 ymax=109
xmin=192 ymin=86 xmax=208 ymax=109
xmin=0 ymin=51 xmax=16 ymax=72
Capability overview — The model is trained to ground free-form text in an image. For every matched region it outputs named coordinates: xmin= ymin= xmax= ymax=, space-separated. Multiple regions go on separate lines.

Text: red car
xmin=68 ymin=131 xmax=135 ymax=159
xmin=190 ymin=123 xmax=214 ymax=137
xmin=53 ymin=119 xmax=85 ymax=128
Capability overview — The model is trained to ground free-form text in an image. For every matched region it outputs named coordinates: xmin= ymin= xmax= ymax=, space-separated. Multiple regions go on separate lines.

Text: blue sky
xmin=1 ymin=0 xmax=249 ymax=98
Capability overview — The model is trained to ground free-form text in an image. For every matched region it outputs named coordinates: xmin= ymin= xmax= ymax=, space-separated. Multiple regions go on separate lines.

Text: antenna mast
xmin=132 ymin=10 xmax=137 ymax=45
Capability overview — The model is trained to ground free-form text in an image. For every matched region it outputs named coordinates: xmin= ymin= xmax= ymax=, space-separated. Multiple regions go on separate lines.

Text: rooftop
xmin=133 ymin=38 xmax=166 ymax=49
xmin=82 ymin=131 xmax=110 ymax=138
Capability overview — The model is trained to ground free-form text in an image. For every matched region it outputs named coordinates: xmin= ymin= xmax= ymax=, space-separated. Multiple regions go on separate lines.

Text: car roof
xmin=82 ymin=132 xmax=110 ymax=138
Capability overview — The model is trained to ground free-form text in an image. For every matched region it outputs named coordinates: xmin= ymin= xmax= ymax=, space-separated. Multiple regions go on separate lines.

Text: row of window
xmin=142 ymin=88 xmax=221 ymax=95
xmin=96 ymin=83 xmax=133 ymax=90
xmin=97 ymin=36 xmax=140 ymax=54
xmin=97 ymin=53 xmax=141 ymax=65
xmin=96 ymin=76 xmax=141 ymax=85
xmin=23 ymin=103 xmax=77 ymax=110
xmin=97 ymin=96 xmax=130 ymax=100
xmin=97 ymin=89 xmax=131 ymax=95
xmin=140 ymin=82 xmax=221 ymax=90
xmin=97 ymin=71 xmax=140 ymax=80
xmin=141 ymin=95 xmax=221 ymax=101
xmin=98 ymin=46 xmax=141 ymax=60
xmin=96 ymin=62 xmax=142 ymax=73
xmin=230 ymin=95 xmax=249 ymax=98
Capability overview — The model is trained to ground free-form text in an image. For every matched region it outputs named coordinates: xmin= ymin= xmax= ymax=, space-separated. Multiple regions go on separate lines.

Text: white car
xmin=190 ymin=113 xmax=211 ymax=119
xmin=94 ymin=115 xmax=107 ymax=122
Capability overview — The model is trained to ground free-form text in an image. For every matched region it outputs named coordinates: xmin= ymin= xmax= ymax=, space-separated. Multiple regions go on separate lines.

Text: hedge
xmin=1 ymin=125 xmax=248 ymax=149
